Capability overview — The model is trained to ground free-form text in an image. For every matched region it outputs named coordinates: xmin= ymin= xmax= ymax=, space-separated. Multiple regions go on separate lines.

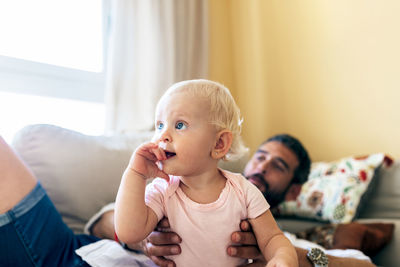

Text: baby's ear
xmin=212 ymin=130 xmax=233 ymax=159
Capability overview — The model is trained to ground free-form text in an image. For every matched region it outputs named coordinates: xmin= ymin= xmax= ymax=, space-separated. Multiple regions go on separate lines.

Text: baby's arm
xmin=115 ymin=142 xmax=169 ymax=246
xmin=250 ymin=210 xmax=298 ymax=267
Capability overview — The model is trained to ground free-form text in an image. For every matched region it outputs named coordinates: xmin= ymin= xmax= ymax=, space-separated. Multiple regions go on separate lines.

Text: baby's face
xmin=152 ymin=90 xmax=218 ymax=177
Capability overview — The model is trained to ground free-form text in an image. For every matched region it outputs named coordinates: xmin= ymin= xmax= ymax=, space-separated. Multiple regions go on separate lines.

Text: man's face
xmin=243 ymin=141 xmax=299 ymax=207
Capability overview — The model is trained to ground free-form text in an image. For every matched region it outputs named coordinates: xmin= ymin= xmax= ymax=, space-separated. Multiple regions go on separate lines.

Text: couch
xmin=11 ymin=124 xmax=399 ymax=266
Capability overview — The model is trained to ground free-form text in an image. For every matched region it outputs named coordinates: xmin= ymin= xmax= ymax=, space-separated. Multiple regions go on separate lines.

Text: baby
xmin=115 ymin=79 xmax=298 ymax=267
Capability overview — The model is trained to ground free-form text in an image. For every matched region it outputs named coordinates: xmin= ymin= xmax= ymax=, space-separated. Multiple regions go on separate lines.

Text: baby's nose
xmin=161 ymin=134 xmax=171 ymax=143
xmin=158 ymin=129 xmax=171 ymax=143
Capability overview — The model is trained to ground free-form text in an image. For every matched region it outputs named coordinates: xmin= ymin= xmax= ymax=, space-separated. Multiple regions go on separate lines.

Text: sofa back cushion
xmin=358 ymin=160 xmax=400 ymax=219
xmin=12 ymin=124 xmax=153 ymax=233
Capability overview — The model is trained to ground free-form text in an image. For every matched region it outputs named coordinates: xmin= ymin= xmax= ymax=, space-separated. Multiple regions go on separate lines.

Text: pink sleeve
xmin=145 ymin=178 xmax=168 ymax=221
xmin=245 ymin=180 xmax=270 ymax=219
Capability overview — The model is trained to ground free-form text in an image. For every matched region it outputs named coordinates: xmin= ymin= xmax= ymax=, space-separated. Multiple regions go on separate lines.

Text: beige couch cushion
xmin=12 ymin=124 xmax=153 ymax=233
xmin=358 ymin=160 xmax=400 ymax=219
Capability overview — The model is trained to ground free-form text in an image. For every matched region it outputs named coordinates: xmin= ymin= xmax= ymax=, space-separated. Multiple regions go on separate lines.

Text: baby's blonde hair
xmin=163 ymin=79 xmax=248 ymax=161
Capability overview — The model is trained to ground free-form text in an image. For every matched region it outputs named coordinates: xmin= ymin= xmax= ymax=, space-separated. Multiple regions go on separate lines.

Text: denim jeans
xmin=0 ymin=183 xmax=100 ymax=266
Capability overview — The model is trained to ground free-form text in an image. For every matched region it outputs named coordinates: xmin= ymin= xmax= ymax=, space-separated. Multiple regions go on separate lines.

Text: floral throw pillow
xmin=274 ymin=153 xmax=391 ymax=223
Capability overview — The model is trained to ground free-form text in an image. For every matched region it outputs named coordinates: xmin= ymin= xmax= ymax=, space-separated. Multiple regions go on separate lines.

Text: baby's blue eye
xmin=176 ymin=122 xmax=187 ymax=130
xmin=157 ymin=122 xmax=164 ymax=130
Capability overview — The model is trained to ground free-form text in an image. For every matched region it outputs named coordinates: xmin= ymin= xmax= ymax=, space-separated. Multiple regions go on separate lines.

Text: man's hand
xmin=91 ymin=210 xmax=115 ymax=240
xmin=227 ymin=220 xmax=267 ymax=267
xmin=143 ymin=217 xmax=182 ymax=267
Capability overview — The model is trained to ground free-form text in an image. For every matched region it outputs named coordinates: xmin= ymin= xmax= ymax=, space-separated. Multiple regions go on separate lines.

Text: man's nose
xmin=259 ymin=160 xmax=271 ymax=174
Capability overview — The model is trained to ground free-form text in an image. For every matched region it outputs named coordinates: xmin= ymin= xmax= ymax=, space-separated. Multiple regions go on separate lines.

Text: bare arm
xmin=114 ymin=142 xmax=169 ymax=245
xmin=91 ymin=212 xmax=182 ymax=267
xmin=0 ymin=136 xmax=37 ymax=214
xmin=228 ymin=220 xmax=376 ymax=267
xmin=115 ymin=167 xmax=158 ymax=244
xmin=295 ymin=247 xmax=376 ymax=267
xmin=90 ymin=210 xmax=115 ymax=240
xmin=250 ymin=210 xmax=298 ymax=266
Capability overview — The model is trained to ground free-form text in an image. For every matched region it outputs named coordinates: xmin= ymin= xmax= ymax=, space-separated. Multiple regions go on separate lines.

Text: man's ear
xmin=284 ymin=184 xmax=302 ymax=201
xmin=212 ymin=130 xmax=233 ymax=160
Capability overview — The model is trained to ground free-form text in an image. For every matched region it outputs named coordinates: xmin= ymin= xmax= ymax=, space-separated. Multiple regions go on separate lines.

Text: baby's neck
xmin=179 ymin=169 xmax=227 ymax=204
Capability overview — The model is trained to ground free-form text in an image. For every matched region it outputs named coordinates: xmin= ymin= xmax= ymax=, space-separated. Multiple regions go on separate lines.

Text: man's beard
xmin=246 ymin=173 xmax=288 ymax=208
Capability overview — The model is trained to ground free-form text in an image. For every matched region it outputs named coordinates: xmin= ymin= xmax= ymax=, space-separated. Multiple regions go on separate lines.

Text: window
xmin=0 ymin=91 xmax=105 ymax=143
xmin=0 ymin=0 xmax=104 ymax=72
xmin=0 ymin=0 xmax=107 ymax=143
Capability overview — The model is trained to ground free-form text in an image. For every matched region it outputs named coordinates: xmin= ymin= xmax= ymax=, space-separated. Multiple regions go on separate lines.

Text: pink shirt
xmin=145 ymin=169 xmax=269 ymax=267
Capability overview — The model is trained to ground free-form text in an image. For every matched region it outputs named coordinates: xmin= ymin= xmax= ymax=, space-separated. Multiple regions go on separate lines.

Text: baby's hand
xmin=266 ymin=254 xmax=297 ymax=267
xmin=128 ymin=142 xmax=169 ymax=181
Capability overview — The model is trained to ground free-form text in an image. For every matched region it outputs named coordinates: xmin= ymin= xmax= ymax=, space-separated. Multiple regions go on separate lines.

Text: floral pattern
xmin=275 ymin=153 xmax=389 ymax=223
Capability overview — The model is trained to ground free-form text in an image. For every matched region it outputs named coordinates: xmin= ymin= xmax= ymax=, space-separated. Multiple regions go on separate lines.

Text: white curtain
xmin=104 ymin=0 xmax=208 ymax=134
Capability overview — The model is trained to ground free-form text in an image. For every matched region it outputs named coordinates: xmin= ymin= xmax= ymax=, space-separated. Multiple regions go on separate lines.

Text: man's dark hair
xmin=264 ymin=134 xmax=311 ymax=185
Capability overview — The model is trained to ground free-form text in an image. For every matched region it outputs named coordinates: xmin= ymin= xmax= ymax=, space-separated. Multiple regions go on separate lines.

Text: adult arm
xmin=228 ymin=220 xmax=376 ymax=267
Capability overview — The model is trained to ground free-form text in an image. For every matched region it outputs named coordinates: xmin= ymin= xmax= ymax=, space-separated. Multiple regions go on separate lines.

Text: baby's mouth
xmin=165 ymin=151 xmax=176 ymax=159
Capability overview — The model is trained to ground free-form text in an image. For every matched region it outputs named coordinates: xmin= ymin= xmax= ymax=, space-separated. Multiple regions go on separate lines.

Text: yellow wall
xmin=209 ymin=0 xmax=400 ymax=161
